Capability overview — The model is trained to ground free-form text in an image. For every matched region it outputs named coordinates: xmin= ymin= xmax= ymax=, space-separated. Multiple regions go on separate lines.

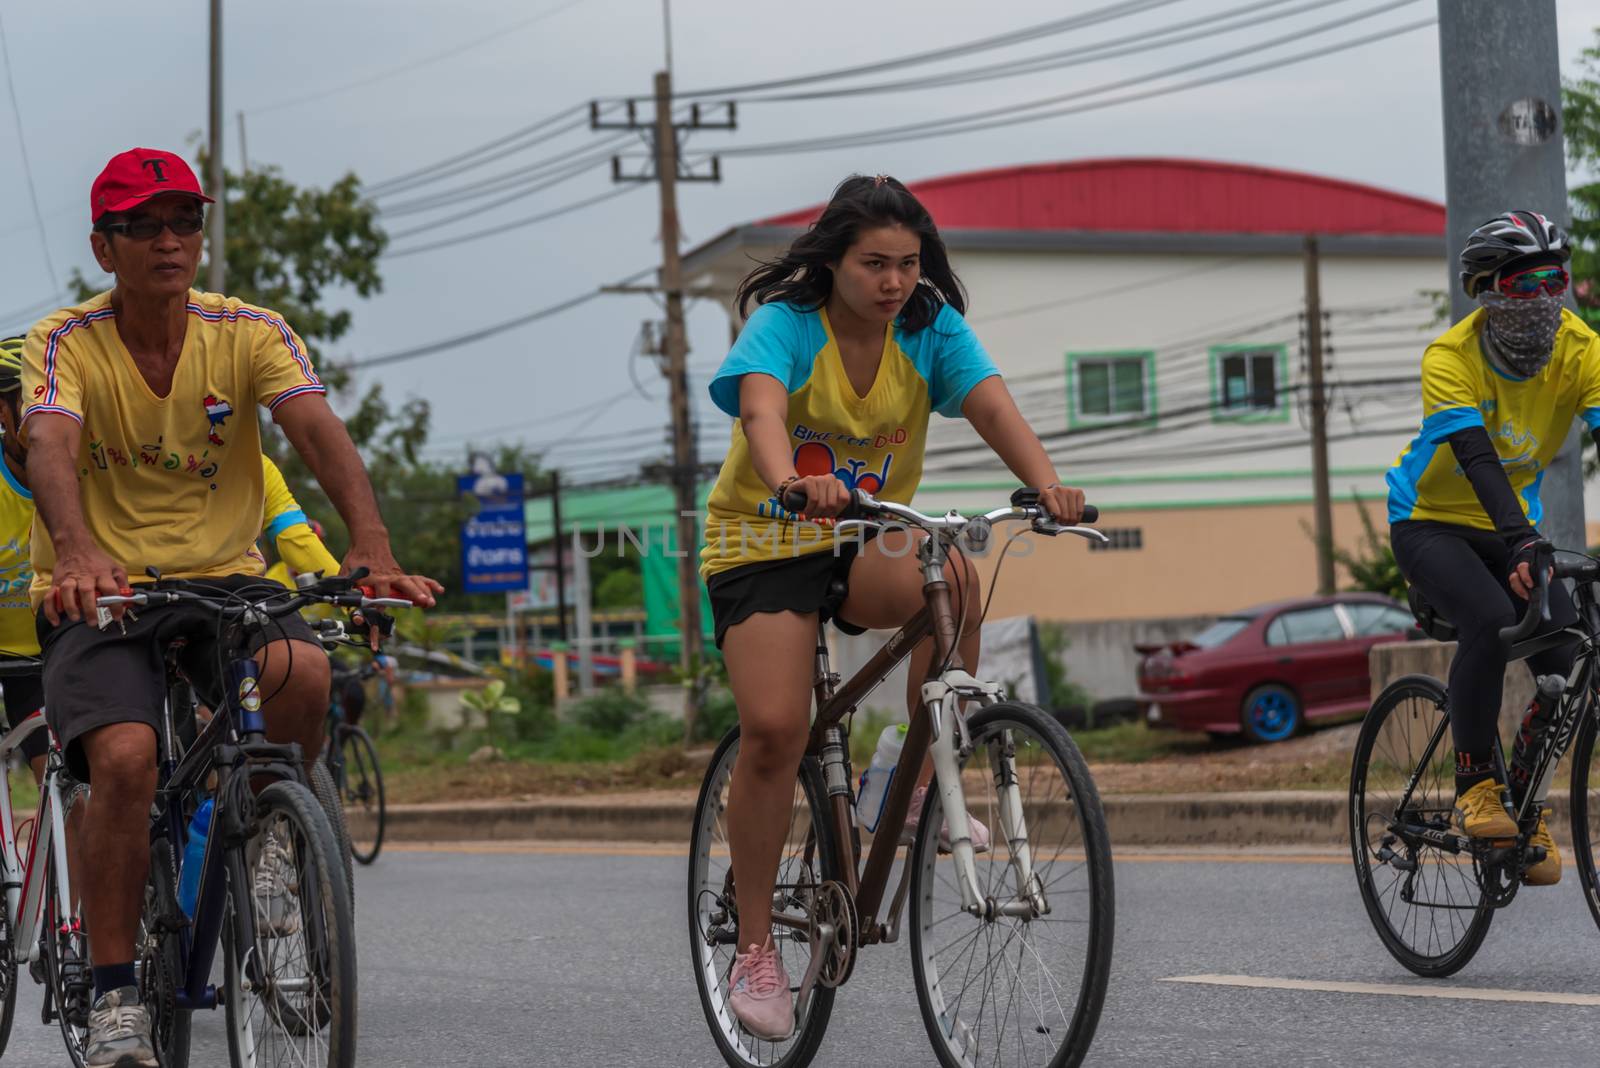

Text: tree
xmin=1330 ymin=496 xmax=1406 ymax=602
xmin=1566 ymin=27 xmax=1600 ymax=330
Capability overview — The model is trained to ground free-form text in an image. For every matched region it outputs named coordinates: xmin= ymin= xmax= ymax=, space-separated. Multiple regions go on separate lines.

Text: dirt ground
xmin=1087 ymin=723 xmax=1361 ymax=794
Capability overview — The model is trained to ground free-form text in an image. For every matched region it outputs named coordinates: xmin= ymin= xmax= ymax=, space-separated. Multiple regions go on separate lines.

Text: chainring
xmin=811 ymin=879 xmax=857 ymax=989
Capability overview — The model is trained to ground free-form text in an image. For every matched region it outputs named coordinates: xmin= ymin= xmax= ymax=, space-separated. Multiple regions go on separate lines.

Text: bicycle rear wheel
xmin=337 ymin=727 xmax=386 ymax=865
xmin=223 ymin=781 xmax=357 ymax=1068
xmin=689 ymin=726 xmax=839 ymax=1068
xmin=908 ymin=702 xmax=1113 ymax=1068
xmin=1567 ymin=710 xmax=1600 ymax=934
xmin=42 ymin=782 xmax=90 ymax=1068
xmin=1350 ymin=675 xmax=1493 ymax=977
xmin=135 ymin=835 xmax=192 ymax=1068
xmin=309 ymin=759 xmax=356 ymax=914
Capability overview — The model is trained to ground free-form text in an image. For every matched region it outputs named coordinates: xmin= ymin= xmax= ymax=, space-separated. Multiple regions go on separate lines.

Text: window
xmin=1068 ymin=351 xmax=1153 ymax=427
xmin=1265 ymin=606 xmax=1347 ymax=646
xmin=1343 ymin=603 xmax=1415 ymax=637
xmin=1211 ymin=345 xmax=1287 ymax=421
xmin=1087 ymin=527 xmax=1143 ymax=552
xmin=1189 ymin=616 xmax=1253 ymax=649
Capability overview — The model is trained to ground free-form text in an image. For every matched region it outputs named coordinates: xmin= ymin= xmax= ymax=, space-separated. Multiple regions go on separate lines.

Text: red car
xmin=1137 ymin=593 xmax=1416 ymax=743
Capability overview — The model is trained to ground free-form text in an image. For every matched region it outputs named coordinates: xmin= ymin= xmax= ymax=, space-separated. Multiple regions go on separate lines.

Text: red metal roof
xmin=755 ymin=158 xmax=1444 ymax=237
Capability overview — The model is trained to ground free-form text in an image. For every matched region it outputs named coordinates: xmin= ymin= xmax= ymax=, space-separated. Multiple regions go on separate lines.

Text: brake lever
xmin=1033 ymin=519 xmax=1110 ymax=544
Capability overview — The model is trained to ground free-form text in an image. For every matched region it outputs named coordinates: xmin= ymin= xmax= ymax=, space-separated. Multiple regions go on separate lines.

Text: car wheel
xmin=1240 ymin=684 xmax=1301 ymax=744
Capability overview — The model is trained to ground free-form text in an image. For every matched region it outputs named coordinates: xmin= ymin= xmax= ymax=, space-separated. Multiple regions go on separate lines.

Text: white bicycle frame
xmin=0 ymin=710 xmax=83 ymax=982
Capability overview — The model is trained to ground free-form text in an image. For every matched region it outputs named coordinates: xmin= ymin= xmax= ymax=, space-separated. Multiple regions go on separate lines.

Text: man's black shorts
xmin=1 ymin=671 xmax=46 ymax=762
xmin=36 ymin=575 xmax=319 ymax=781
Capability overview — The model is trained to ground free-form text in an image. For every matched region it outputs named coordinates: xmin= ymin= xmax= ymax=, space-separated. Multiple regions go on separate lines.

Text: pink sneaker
xmin=903 ymin=785 xmax=991 ymax=853
xmin=728 ymin=935 xmax=794 ymax=1041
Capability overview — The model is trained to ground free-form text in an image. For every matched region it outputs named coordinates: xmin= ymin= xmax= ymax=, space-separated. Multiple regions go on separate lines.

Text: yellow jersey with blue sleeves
xmin=0 ymin=460 xmax=36 ymax=657
xmin=700 ymin=301 xmax=999 ymax=579
xmin=260 ymin=455 xmax=340 ymax=583
xmin=1387 ymin=308 xmax=1600 ymax=530
xmin=20 ymin=290 xmax=324 ymax=609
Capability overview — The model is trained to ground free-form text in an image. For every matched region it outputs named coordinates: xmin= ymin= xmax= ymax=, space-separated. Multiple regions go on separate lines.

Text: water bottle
xmin=176 ymin=799 xmax=214 ymax=920
xmin=855 ymin=724 xmax=907 ymax=833
xmin=1509 ymin=675 xmax=1564 ymax=805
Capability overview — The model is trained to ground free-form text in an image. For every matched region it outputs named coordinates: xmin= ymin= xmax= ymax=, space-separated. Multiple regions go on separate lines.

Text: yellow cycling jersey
xmin=0 ymin=459 xmax=36 ymax=657
xmin=261 ymin=455 xmax=340 ymax=582
xmin=1387 ymin=307 xmax=1600 ymax=529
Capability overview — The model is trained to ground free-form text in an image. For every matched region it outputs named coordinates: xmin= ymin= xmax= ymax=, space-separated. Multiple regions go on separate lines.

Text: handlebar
xmin=1499 ymin=539 xmax=1554 ymax=647
xmin=779 ymin=484 xmax=1101 ymax=539
xmin=95 ymin=574 xmax=413 ymax=619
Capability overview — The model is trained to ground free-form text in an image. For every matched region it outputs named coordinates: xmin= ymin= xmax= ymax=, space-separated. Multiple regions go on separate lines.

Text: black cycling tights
xmin=1391 ymin=520 xmax=1578 ymax=761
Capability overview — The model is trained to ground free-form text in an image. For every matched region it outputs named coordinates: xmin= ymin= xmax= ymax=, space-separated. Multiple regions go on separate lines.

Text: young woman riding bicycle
xmin=699 ymin=174 xmax=1085 ymax=1041
xmin=1388 ymin=210 xmax=1598 ymax=887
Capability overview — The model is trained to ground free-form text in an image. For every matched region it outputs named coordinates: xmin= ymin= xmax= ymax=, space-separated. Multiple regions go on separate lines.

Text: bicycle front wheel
xmin=688 ymin=726 xmax=840 ymax=1068
xmin=1350 ymin=675 xmax=1493 ymax=977
xmin=1567 ymin=708 xmax=1600 ymax=935
xmin=338 ymin=727 xmax=387 ymax=865
xmin=909 ymin=702 xmax=1114 ymax=1068
xmin=224 ymin=781 xmax=357 ymax=1068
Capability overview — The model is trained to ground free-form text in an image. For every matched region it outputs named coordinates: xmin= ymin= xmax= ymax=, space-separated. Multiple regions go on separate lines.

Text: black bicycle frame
xmin=157 ymin=648 xmax=306 ymax=1012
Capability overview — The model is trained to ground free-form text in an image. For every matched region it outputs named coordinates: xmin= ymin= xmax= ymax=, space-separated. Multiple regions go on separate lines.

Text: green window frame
xmin=1066 ymin=350 xmax=1156 ymax=429
xmin=1209 ymin=344 xmax=1289 ymax=423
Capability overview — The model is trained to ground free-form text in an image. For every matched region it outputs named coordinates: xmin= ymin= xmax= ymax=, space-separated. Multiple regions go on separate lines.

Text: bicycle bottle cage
xmin=1406 ymin=585 xmax=1458 ymax=642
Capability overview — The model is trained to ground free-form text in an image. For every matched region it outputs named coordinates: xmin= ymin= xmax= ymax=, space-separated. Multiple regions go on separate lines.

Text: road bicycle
xmin=321 ymin=659 xmax=386 ymax=866
xmin=0 ymin=659 xmax=92 ymax=1065
xmin=97 ymin=571 xmax=409 ymax=1068
xmin=689 ymin=489 xmax=1115 ymax=1068
xmin=1350 ymin=541 xmax=1600 ymax=975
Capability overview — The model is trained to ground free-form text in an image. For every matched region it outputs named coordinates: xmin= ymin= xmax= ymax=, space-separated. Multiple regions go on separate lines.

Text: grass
xmin=1068 ymin=720 xmax=1214 ymax=764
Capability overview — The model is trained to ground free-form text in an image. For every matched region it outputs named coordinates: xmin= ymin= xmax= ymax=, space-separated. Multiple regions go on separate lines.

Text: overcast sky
xmin=0 ymin=0 xmax=1592 ymax=482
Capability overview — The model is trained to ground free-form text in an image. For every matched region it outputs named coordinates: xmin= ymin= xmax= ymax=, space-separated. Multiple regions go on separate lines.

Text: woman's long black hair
xmin=735 ymin=174 xmax=966 ymax=333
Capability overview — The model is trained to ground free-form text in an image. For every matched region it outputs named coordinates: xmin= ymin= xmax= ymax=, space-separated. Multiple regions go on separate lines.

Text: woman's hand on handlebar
xmin=784 ymin=475 xmax=852 ymax=519
xmin=1508 ymin=536 xmax=1548 ymax=600
xmin=1039 ymin=483 xmax=1087 ymax=525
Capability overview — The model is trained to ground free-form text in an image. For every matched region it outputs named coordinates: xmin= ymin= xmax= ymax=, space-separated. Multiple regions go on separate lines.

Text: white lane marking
xmin=1161 ymin=974 xmax=1600 ymax=1007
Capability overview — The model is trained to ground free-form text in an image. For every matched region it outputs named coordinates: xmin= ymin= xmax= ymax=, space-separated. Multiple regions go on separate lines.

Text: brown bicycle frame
xmin=793 ymin=538 xmax=968 ymax=944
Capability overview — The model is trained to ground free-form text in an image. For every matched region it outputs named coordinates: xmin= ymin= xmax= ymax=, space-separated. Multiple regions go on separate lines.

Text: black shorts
xmin=36 ymin=575 xmax=320 ymax=781
xmin=2 ymin=671 xmax=46 ymax=762
xmin=706 ymin=536 xmax=874 ymax=649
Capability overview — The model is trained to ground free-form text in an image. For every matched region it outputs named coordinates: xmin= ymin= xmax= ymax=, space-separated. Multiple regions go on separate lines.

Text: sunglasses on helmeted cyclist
xmin=1493 ymin=265 xmax=1569 ymax=298
xmin=94 ymin=210 xmax=205 ymax=240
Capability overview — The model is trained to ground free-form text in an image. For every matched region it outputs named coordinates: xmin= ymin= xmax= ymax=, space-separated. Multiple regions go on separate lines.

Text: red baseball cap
xmin=90 ymin=148 xmax=213 ymax=223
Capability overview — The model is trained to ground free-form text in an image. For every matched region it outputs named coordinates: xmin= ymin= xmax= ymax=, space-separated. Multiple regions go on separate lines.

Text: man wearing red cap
xmin=20 ymin=147 xmax=441 ymax=1067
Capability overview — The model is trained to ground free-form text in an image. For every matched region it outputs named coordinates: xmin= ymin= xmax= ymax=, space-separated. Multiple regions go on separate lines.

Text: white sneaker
xmin=85 ymin=986 xmax=156 ymax=1067
xmin=902 ymin=785 xmax=991 ymax=853
xmin=253 ymin=826 xmax=302 ymax=937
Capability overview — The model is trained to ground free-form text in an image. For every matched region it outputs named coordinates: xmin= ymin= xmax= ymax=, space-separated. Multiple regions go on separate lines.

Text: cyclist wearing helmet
xmin=0 ymin=336 xmax=48 ymax=779
xmin=1387 ymin=209 xmax=1596 ymax=886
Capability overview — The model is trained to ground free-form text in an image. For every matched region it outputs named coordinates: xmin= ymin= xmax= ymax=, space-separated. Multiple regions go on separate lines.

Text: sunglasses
xmin=96 ymin=212 xmax=205 ymax=240
xmin=1494 ymin=265 xmax=1569 ymax=298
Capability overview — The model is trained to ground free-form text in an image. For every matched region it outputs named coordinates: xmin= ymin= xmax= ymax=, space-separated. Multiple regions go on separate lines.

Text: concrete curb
xmin=378 ymin=790 xmax=1580 ymax=848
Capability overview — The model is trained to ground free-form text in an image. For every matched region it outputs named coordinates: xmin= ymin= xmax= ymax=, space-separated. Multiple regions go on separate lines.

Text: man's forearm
xmin=27 ymin=445 xmax=96 ymax=553
xmin=290 ymin=420 xmax=389 ymax=549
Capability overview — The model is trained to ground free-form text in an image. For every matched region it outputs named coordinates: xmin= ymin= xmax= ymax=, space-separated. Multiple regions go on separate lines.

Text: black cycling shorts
xmin=2 ymin=671 xmax=46 ymax=762
xmin=706 ymin=535 xmax=874 ymax=649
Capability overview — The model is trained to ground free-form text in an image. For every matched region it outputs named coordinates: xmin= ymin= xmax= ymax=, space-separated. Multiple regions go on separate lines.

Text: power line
xmin=384 ymin=184 xmax=643 ymax=258
xmin=383 ymin=154 xmax=628 ymax=241
xmin=248 ymin=0 xmax=593 ymax=117
xmin=0 ymin=13 xmax=57 ymax=291
xmin=709 ymin=10 xmax=1434 ymax=159
xmin=367 ymin=106 xmax=593 ymax=197
xmin=349 ymin=265 xmax=653 ymax=370
xmin=670 ymin=0 xmax=1183 ymax=100
xmin=374 ymin=131 xmax=635 ymax=218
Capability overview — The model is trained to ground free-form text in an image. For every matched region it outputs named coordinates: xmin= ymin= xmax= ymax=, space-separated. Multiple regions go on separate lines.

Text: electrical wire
xmin=375 ymin=132 xmax=635 ymax=219
xmin=368 ymin=106 xmax=595 ymax=197
xmin=383 ymin=184 xmax=642 ymax=258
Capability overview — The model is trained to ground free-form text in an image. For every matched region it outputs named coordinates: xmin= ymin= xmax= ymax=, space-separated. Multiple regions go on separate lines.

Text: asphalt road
xmin=3 ymin=843 xmax=1599 ymax=1066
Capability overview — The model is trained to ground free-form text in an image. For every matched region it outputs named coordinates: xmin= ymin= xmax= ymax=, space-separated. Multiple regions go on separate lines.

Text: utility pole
xmin=1439 ymin=1 xmax=1579 ymax=548
xmin=550 ymin=469 xmax=569 ymax=642
xmin=206 ymin=0 xmax=226 ymax=294
xmin=1304 ymin=236 xmax=1334 ymax=595
xmin=594 ymin=77 xmax=733 ymax=737
xmin=236 ymin=110 xmax=249 ymax=175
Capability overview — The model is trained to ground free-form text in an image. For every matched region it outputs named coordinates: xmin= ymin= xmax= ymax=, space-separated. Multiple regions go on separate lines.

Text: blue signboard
xmin=458 ymin=469 xmax=527 ymax=593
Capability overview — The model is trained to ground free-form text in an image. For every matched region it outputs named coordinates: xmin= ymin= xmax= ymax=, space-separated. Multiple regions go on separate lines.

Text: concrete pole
xmin=1439 ymin=1 xmax=1580 ymax=548
xmin=207 ymin=0 xmax=225 ymax=294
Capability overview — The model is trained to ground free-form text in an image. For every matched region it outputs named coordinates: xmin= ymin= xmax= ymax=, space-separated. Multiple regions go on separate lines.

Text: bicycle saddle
xmin=1407 ymin=585 xmax=1458 ymax=642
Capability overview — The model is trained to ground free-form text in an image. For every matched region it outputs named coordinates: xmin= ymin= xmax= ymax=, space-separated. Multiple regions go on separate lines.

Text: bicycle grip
xmin=781 ymin=484 xmax=865 ymax=519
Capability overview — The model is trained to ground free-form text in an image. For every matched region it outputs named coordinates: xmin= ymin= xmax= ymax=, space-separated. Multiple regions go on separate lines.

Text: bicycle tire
xmin=0 ymin=889 xmax=16 ymax=1060
xmin=223 ymin=780 xmax=357 ymax=1068
xmin=908 ymin=701 xmax=1114 ymax=1068
xmin=136 ymin=835 xmax=192 ymax=1068
xmin=41 ymin=781 xmax=89 ymax=1068
xmin=1567 ymin=709 xmax=1600 ymax=935
xmin=310 ymin=758 xmax=357 ymax=914
xmin=338 ymin=727 xmax=387 ymax=865
xmin=1349 ymin=674 xmax=1493 ymax=977
xmin=689 ymin=726 xmax=839 ymax=1068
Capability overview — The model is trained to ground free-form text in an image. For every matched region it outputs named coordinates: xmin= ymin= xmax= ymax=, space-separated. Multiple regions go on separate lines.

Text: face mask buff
xmin=1478 ymin=290 xmax=1563 ymax=378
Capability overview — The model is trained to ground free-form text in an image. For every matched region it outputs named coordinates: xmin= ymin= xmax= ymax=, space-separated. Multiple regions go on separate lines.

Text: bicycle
xmin=96 ymin=571 xmax=410 ymax=1068
xmin=321 ymin=659 xmax=386 ymax=866
xmin=1350 ymin=540 xmax=1600 ymax=976
xmin=0 ymin=659 xmax=92 ymax=1066
xmin=689 ymin=488 xmax=1115 ymax=1068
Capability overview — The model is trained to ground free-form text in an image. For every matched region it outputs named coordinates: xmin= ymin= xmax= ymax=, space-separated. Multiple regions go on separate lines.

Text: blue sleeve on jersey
xmin=1418 ymin=405 xmax=1484 ymax=444
xmin=905 ymin=304 xmax=1001 ymax=418
xmin=708 ymin=303 xmax=819 ymax=417
xmin=263 ymin=509 xmax=310 ymax=542
xmin=1583 ymin=407 xmax=1600 ymax=432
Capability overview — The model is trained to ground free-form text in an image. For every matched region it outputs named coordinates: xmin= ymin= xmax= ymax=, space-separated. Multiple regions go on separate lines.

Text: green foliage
xmin=691 ymin=687 xmax=739 ymax=744
xmin=1565 ymin=28 xmax=1600 ymax=327
xmin=1036 ymin=622 xmax=1092 ymax=714
xmin=594 ymin=567 xmax=643 ymax=610
xmin=566 ymin=688 xmax=654 ymax=738
xmin=1333 ymin=495 xmax=1406 ymax=601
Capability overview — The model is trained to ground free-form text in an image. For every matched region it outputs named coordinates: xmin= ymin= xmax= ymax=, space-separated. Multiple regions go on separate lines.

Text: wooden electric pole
xmin=207 ymin=0 xmax=225 ymax=294
xmin=1304 ymin=235 xmax=1334 ymax=595
xmin=593 ymin=77 xmax=733 ymax=735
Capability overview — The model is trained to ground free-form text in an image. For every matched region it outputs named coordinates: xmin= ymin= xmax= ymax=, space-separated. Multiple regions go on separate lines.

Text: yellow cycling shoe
xmin=1454 ymin=779 xmax=1517 ymax=839
xmin=1525 ymin=812 xmax=1561 ymax=886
